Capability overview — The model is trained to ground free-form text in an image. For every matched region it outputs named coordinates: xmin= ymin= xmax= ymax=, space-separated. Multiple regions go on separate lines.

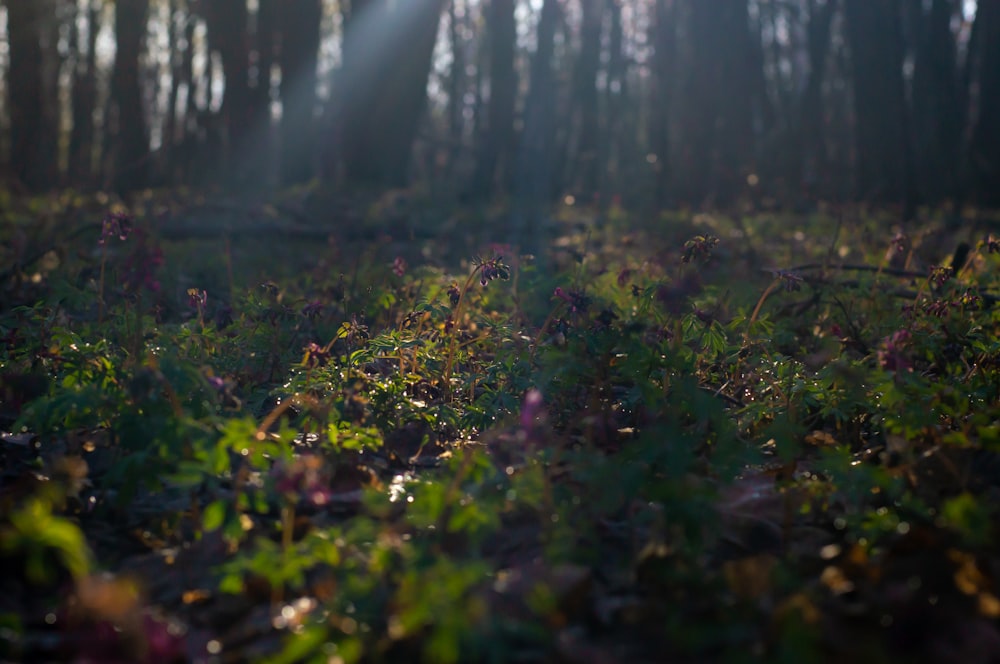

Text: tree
xmin=650 ymin=0 xmax=676 ymax=209
xmin=843 ymin=0 xmax=913 ymax=214
xmin=109 ymin=0 xmax=150 ymax=193
xmin=68 ymin=0 xmax=101 ymax=185
xmin=201 ymin=0 xmax=252 ymax=185
xmin=511 ymin=0 xmax=560 ymax=254
xmin=908 ymin=0 xmax=963 ymax=204
xmin=7 ymin=0 xmax=50 ymax=190
xmin=278 ymin=0 xmax=323 ymax=184
xmin=334 ymin=0 xmax=447 ymax=187
xmin=468 ymin=0 xmax=516 ymax=199
xmin=674 ymin=0 xmax=756 ymax=204
xmin=968 ymin=0 xmax=1000 ymax=206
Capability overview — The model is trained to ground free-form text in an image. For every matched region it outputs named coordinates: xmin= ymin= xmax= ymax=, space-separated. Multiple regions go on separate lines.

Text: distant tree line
xmin=2 ymin=0 xmax=999 ymax=213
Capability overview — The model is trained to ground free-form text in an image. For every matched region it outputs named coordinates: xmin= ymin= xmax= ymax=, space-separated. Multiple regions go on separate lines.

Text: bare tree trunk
xmin=109 ymin=0 xmax=150 ymax=193
xmin=278 ymin=0 xmax=323 ymax=184
xmin=7 ymin=0 xmax=50 ymax=189
xmin=676 ymin=0 xmax=755 ymax=205
xmin=468 ymin=0 xmax=516 ymax=199
xmin=203 ymin=0 xmax=251 ymax=186
xmin=843 ymin=0 xmax=914 ymax=216
xmin=908 ymin=0 xmax=962 ymax=205
xmin=511 ymin=0 xmax=560 ymax=255
xmin=650 ymin=0 xmax=675 ymax=209
xmin=68 ymin=0 xmax=101 ymax=185
xmin=968 ymin=0 xmax=1000 ymax=206
xmin=567 ymin=0 xmax=603 ymax=198
xmin=336 ymin=0 xmax=446 ymax=187
xmin=796 ymin=0 xmax=837 ymax=199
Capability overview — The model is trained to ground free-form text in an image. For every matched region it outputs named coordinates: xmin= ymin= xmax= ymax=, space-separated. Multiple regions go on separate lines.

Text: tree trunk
xmin=110 ymin=0 xmax=150 ymax=193
xmin=335 ymin=0 xmax=446 ymax=187
xmin=968 ymin=0 xmax=1000 ymax=206
xmin=676 ymin=0 xmax=755 ymax=205
xmin=278 ymin=0 xmax=323 ymax=184
xmin=68 ymin=0 xmax=101 ymax=185
xmin=650 ymin=0 xmax=675 ymax=209
xmin=202 ymin=0 xmax=251 ymax=186
xmin=511 ymin=0 xmax=560 ymax=254
xmin=468 ymin=0 xmax=516 ymax=199
xmin=909 ymin=0 xmax=962 ymax=204
xmin=568 ymin=0 xmax=603 ymax=197
xmin=843 ymin=0 xmax=914 ymax=214
xmin=7 ymin=0 xmax=49 ymax=190
xmin=796 ymin=0 xmax=837 ymax=198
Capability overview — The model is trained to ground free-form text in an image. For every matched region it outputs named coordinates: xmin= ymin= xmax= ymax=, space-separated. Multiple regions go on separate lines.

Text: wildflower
xmin=271 ymin=454 xmax=331 ymax=507
xmin=877 ymin=329 xmax=912 ymax=372
xmin=553 ymin=286 xmax=590 ymax=313
xmin=344 ymin=314 xmax=369 ymax=344
xmin=928 ymin=265 xmax=952 ymax=289
xmin=961 ymin=289 xmax=982 ymax=310
xmin=301 ymin=300 xmax=324 ymax=318
xmin=682 ymin=235 xmax=719 ymax=263
xmin=474 ymin=254 xmax=511 ymax=286
xmin=890 ymin=231 xmax=908 ymax=254
xmin=922 ymin=299 xmax=953 ymax=318
xmin=392 ymin=256 xmax=407 ymax=277
xmin=187 ymin=288 xmax=207 ymax=311
xmin=519 ymin=388 xmax=546 ymax=443
xmin=447 ymin=284 xmax=461 ymax=307
xmin=302 ymin=341 xmax=331 ymax=369
xmin=98 ymin=212 xmax=132 ymax=245
xmin=980 ymin=235 xmax=1000 ymax=254
xmin=121 ymin=230 xmax=163 ymax=293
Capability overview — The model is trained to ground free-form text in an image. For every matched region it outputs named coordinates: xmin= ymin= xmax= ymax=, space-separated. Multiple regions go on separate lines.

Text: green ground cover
xmin=3 ymin=195 xmax=1000 ymax=663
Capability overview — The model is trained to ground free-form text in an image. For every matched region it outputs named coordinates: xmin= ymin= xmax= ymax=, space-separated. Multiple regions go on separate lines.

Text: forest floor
xmin=3 ymin=191 xmax=1000 ymax=663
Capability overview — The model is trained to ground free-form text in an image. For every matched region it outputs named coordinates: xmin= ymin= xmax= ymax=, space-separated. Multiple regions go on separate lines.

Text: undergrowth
xmin=2 ymin=202 xmax=1000 ymax=663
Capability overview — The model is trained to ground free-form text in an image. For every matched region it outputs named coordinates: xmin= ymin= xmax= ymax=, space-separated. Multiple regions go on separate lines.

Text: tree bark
xmin=110 ymin=0 xmax=150 ymax=193
xmin=278 ymin=0 xmax=323 ymax=184
xmin=568 ymin=0 xmax=603 ymax=197
xmin=202 ymin=0 xmax=252 ymax=186
xmin=968 ymin=0 xmax=1000 ymax=206
xmin=68 ymin=0 xmax=101 ymax=185
xmin=650 ymin=0 xmax=675 ymax=209
xmin=7 ymin=0 xmax=50 ymax=190
xmin=335 ymin=0 xmax=447 ymax=187
xmin=843 ymin=0 xmax=914 ymax=214
xmin=511 ymin=0 xmax=560 ymax=254
xmin=468 ymin=0 xmax=516 ymax=199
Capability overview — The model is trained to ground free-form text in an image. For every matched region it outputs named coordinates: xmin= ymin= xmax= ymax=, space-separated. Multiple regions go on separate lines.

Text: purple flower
xmin=519 ymin=389 xmax=546 ymax=443
xmin=302 ymin=342 xmax=331 ymax=368
xmin=187 ymin=288 xmax=207 ymax=311
xmin=272 ymin=454 xmax=331 ymax=506
xmin=928 ymin=265 xmax=952 ymax=288
xmin=878 ymin=329 xmax=912 ymax=372
xmin=98 ymin=212 xmax=132 ymax=245
xmin=447 ymin=284 xmax=461 ymax=307
xmin=553 ymin=287 xmax=590 ymax=313
xmin=474 ymin=254 xmax=511 ymax=287
xmin=682 ymin=235 xmax=719 ymax=263
xmin=981 ymin=235 xmax=1000 ymax=254
xmin=392 ymin=256 xmax=407 ymax=277
xmin=121 ymin=230 xmax=163 ymax=293
xmin=301 ymin=300 xmax=324 ymax=318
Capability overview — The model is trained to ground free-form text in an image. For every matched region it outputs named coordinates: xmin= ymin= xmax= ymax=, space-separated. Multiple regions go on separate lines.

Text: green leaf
xmin=203 ymin=500 xmax=227 ymax=532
